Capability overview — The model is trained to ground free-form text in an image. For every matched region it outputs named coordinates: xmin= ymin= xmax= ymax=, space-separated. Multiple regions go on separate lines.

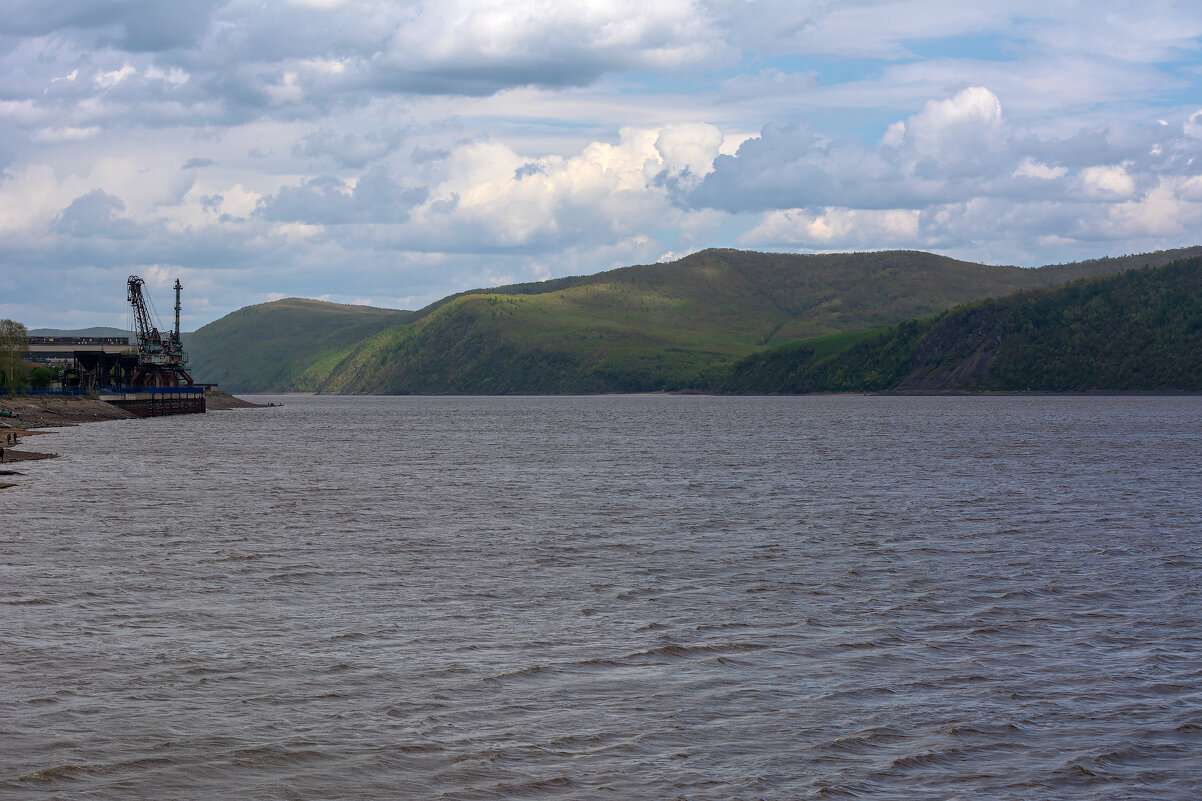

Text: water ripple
xmin=2 ymin=395 xmax=1201 ymax=799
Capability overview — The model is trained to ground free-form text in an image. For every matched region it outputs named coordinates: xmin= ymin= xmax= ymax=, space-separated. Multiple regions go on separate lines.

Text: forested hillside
xmin=722 ymin=255 xmax=1202 ymax=393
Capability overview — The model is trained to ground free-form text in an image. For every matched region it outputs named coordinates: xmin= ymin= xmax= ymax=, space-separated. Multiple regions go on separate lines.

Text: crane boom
xmin=126 ymin=275 xmax=194 ymax=387
xmin=127 ymin=276 xmax=162 ymax=354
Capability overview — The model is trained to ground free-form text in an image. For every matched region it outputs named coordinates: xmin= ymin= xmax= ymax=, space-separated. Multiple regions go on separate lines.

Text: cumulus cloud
xmin=1 ymin=0 xmax=224 ymax=51
xmin=33 ymin=126 xmax=101 ymax=143
xmin=3 ymin=1 xmax=1202 ymax=328
xmin=692 ymin=84 xmax=1202 ymax=217
xmin=50 ymin=189 xmax=142 ymax=238
xmin=1186 ymin=110 xmax=1202 ymax=139
xmin=293 ymin=128 xmax=405 ymax=168
xmin=258 ymin=167 xmax=427 ymax=224
xmin=900 ymin=86 xmax=1006 ymax=176
xmin=691 ymin=86 xmax=1014 ymax=212
xmin=95 ymin=64 xmax=137 ymax=88
xmin=245 ymin=123 xmax=727 ymax=259
xmin=1013 ymin=158 xmax=1068 ymax=180
xmin=1079 ymin=164 xmax=1136 ymax=198
xmin=371 ymin=0 xmax=726 ymax=95
xmin=655 ymin=123 xmax=725 ymax=187
xmin=689 ymin=81 xmax=1202 ymax=262
xmin=356 ymin=134 xmax=653 ymax=251
xmin=741 ymin=207 xmax=922 ymax=250
xmin=1094 ymin=176 xmax=1202 ymax=238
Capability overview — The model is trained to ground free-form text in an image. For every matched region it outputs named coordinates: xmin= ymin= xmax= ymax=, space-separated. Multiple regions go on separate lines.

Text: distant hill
xmin=721 ymin=255 xmax=1202 ymax=393
xmin=29 ymin=326 xmax=133 ymax=339
xmin=186 ymin=298 xmax=412 ymax=393
xmin=184 ymin=246 xmax=1202 ymax=393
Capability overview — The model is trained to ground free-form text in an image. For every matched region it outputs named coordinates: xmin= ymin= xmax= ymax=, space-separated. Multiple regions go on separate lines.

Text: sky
xmin=2 ymin=0 xmax=1202 ymax=330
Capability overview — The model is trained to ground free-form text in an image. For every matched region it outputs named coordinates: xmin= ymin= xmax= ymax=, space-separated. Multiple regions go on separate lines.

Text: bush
xmin=29 ymin=366 xmax=55 ymax=388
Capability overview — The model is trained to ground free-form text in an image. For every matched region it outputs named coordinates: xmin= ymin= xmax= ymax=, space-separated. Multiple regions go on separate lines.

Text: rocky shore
xmin=0 ymin=389 xmax=270 ymax=488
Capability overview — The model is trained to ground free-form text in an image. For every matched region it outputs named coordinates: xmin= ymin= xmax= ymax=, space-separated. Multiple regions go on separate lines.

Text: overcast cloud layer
xmin=3 ymin=0 xmax=1202 ymax=328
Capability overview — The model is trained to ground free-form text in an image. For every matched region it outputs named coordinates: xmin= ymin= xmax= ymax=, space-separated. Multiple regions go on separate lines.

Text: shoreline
xmin=0 ymin=389 xmax=270 ymax=489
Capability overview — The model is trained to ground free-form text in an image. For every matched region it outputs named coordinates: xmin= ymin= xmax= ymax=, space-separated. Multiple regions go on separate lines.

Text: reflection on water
xmin=3 ymin=395 xmax=1201 ymax=799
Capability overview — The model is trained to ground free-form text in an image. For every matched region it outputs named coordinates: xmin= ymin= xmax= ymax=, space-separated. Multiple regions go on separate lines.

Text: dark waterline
xmin=3 ymin=395 xmax=1201 ymax=799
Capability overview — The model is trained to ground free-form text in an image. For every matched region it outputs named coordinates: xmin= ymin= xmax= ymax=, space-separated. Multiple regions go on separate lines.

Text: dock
xmin=101 ymin=386 xmax=206 ymax=417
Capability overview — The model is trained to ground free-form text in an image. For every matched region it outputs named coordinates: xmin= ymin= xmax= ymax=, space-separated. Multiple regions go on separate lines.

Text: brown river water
xmin=2 ymin=395 xmax=1201 ymax=800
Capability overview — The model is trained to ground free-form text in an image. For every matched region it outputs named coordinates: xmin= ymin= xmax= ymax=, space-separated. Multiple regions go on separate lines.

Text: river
xmin=3 ymin=395 xmax=1200 ymax=799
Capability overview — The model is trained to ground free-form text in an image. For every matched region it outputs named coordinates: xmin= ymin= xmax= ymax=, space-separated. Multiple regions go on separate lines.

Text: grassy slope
xmin=186 ymin=298 xmax=412 ymax=392
xmin=722 ymin=255 xmax=1202 ymax=393
xmin=318 ymin=285 xmax=760 ymax=393
xmin=317 ymin=247 xmax=1202 ymax=394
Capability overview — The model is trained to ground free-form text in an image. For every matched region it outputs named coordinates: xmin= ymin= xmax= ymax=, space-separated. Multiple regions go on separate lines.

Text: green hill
xmin=185 ymin=298 xmax=412 ymax=392
xmin=311 ymin=247 xmax=1201 ymax=394
xmin=721 ymin=255 xmax=1202 ymax=393
xmin=185 ymin=246 xmax=1202 ymax=393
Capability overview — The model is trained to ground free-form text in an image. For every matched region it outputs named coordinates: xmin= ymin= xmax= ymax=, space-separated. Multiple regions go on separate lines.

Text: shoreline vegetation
xmin=0 ymin=390 xmax=266 ymax=490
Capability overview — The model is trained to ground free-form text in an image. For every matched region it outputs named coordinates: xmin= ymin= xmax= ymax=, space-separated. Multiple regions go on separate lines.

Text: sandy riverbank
xmin=1 ymin=395 xmax=136 ymax=428
xmin=0 ymin=424 xmax=60 ymax=487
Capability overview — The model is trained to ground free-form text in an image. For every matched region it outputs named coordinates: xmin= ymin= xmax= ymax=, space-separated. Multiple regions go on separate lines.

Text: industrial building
xmin=23 ymin=336 xmax=139 ymax=388
xmin=25 ymin=336 xmax=131 ymax=365
xmin=18 ymin=276 xmax=205 ymax=415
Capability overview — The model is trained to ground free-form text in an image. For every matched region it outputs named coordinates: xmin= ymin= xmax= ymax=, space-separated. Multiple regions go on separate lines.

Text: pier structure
xmin=101 ymin=386 xmax=206 ymax=417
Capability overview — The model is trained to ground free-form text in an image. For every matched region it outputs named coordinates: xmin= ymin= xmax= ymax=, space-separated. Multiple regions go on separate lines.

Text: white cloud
xmin=0 ymin=99 xmax=43 ymax=126
xmin=1079 ymin=164 xmax=1136 ymax=198
xmin=266 ymin=72 xmax=304 ymax=105
xmin=301 ymin=59 xmax=347 ymax=76
xmin=410 ymin=127 xmax=678 ymax=247
xmin=655 ymin=123 xmax=724 ymax=181
xmin=95 ymin=65 xmax=136 ymax=88
xmin=33 ymin=126 xmax=101 ymax=143
xmin=1013 ymin=158 xmax=1067 ymax=180
xmin=271 ymin=222 xmax=324 ymax=240
xmin=898 ymin=86 xmax=1005 ymax=170
xmin=375 ymin=0 xmax=727 ymax=92
xmin=0 ymin=164 xmax=65 ymax=234
xmin=1100 ymin=177 xmax=1202 ymax=237
xmin=881 ymin=121 xmax=906 ymax=148
xmin=909 ymin=86 xmax=1004 ymax=136
xmin=144 ymin=66 xmax=190 ymax=86
xmin=1185 ymin=110 xmax=1202 ymax=139
xmin=691 ymin=86 xmax=1011 ymax=212
xmin=213 ymin=184 xmax=263 ymax=219
xmin=740 ymin=207 xmax=922 ymax=249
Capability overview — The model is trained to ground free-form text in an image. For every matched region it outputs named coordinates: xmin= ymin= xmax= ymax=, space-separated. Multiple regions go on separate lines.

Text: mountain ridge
xmin=304 ymin=246 xmax=1202 ymax=394
xmin=47 ymin=245 xmax=1200 ymax=394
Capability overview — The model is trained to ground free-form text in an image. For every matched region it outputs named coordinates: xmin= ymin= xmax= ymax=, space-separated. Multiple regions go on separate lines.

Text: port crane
xmin=126 ymin=275 xmax=194 ymax=387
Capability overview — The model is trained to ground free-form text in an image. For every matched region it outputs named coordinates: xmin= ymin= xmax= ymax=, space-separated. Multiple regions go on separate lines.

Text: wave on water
xmin=3 ymin=395 xmax=1202 ymax=800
